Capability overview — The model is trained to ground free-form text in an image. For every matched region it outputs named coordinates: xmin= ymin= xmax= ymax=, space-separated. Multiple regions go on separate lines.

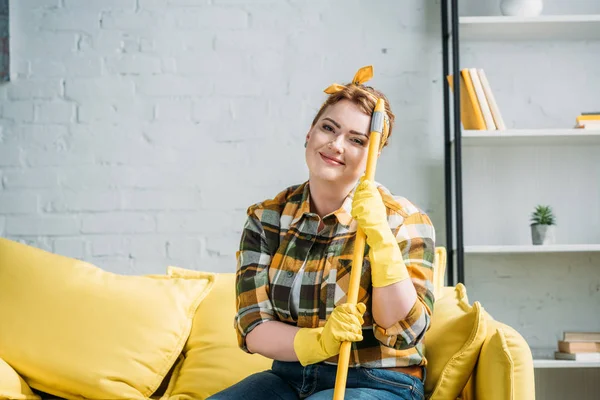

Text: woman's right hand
xmin=320 ymin=303 xmax=366 ymax=354
xmin=293 ymin=302 xmax=366 ymax=366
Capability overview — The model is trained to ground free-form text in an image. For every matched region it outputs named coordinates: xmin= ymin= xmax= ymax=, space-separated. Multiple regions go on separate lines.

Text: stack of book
xmin=575 ymin=112 xmax=600 ymax=129
xmin=554 ymin=331 xmax=600 ymax=362
xmin=447 ymin=68 xmax=506 ymax=131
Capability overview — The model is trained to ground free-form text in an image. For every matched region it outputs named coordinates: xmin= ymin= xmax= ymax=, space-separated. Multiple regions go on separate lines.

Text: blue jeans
xmin=207 ymin=360 xmax=425 ymax=399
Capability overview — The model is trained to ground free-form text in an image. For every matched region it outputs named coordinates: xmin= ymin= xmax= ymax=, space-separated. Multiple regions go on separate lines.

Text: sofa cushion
xmin=475 ymin=319 xmax=536 ymax=400
xmin=423 ymin=284 xmax=488 ymax=400
xmin=0 ymin=358 xmax=40 ymax=400
xmin=162 ymin=269 xmax=272 ymax=400
xmin=0 ymin=238 xmax=215 ymax=400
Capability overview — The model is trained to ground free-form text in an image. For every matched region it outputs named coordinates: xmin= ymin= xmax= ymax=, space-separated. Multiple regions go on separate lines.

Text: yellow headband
xmin=323 ymin=65 xmax=374 ymax=95
xmin=322 ymin=65 xmax=389 ymax=149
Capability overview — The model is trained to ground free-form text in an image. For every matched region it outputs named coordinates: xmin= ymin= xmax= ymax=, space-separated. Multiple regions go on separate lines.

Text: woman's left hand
xmin=351 ymin=178 xmax=409 ymax=287
xmin=351 ymin=178 xmax=388 ymax=234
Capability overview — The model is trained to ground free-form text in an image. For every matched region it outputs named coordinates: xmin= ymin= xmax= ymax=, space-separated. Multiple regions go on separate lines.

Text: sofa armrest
xmin=474 ymin=320 xmax=536 ymax=400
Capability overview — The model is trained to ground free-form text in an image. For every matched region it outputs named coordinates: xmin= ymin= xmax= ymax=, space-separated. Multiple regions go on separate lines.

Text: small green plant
xmin=530 ymin=205 xmax=556 ymax=226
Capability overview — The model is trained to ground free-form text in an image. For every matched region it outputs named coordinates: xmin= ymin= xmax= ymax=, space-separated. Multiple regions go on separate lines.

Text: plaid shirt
xmin=234 ymin=181 xmax=435 ymax=369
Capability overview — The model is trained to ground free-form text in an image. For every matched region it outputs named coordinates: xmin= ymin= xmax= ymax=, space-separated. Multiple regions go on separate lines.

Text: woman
xmin=209 ymin=66 xmax=435 ymax=400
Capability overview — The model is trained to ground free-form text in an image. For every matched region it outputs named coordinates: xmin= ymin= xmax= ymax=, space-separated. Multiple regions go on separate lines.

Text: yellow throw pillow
xmin=0 ymin=358 xmax=40 ymax=400
xmin=475 ymin=320 xmax=536 ymax=400
xmin=0 ymin=238 xmax=215 ymax=400
xmin=162 ymin=268 xmax=273 ymax=400
xmin=423 ymin=284 xmax=488 ymax=400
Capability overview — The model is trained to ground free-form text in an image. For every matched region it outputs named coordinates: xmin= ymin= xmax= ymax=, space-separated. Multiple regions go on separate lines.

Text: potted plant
xmin=530 ymin=205 xmax=556 ymax=245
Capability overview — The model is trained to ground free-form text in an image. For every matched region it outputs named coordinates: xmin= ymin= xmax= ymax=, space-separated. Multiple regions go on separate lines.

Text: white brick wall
xmin=1 ymin=0 xmax=445 ymax=276
xmin=3 ymin=0 xmax=597 ymax=356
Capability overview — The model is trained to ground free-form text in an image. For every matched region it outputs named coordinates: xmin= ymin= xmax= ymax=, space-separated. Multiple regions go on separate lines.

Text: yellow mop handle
xmin=333 ymin=98 xmax=387 ymax=400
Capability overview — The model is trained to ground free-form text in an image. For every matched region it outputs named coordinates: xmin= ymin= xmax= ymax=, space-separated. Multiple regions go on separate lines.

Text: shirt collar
xmin=291 ymin=181 xmax=357 ymax=228
xmin=335 ymin=190 xmax=354 ymax=226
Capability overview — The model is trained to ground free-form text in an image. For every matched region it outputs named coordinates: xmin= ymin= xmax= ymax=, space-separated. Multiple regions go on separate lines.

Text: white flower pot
xmin=500 ymin=0 xmax=543 ymax=17
xmin=531 ymin=224 xmax=555 ymax=245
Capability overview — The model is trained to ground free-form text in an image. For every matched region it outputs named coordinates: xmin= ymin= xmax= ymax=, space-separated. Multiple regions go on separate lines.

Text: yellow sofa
xmin=427 ymin=248 xmax=536 ymax=400
xmin=0 ymin=238 xmax=535 ymax=400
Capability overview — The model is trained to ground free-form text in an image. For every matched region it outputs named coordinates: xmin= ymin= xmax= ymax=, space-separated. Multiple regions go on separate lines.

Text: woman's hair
xmin=311 ymin=84 xmax=396 ymax=149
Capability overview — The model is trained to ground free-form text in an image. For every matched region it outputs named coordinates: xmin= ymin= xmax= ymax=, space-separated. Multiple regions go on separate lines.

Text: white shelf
xmin=464 ymin=244 xmax=600 ymax=254
xmin=459 ymin=15 xmax=600 ymax=40
xmin=534 ymin=359 xmax=600 ymax=369
xmin=453 ymin=129 xmax=600 ymax=146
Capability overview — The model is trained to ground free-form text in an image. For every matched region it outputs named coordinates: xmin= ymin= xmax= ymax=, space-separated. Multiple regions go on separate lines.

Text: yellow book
xmin=576 ymin=115 xmax=600 ymax=123
xmin=469 ymin=68 xmax=496 ymax=130
xmin=447 ymin=70 xmax=487 ymax=130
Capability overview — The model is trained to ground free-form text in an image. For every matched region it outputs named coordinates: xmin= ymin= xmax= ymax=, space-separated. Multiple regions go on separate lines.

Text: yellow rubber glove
xmin=293 ymin=303 xmax=366 ymax=366
xmin=351 ymin=179 xmax=410 ymax=287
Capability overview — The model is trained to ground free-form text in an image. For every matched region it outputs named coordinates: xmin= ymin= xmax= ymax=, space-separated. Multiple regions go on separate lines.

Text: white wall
xmin=0 ymin=0 xmax=445 ymax=274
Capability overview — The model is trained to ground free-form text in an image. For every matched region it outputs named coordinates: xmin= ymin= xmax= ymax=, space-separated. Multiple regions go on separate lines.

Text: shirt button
xmin=287 ymin=271 xmax=294 ymax=277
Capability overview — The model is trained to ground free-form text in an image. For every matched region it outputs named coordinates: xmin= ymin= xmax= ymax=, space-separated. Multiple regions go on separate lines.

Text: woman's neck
xmin=308 ymin=178 xmax=354 ymax=218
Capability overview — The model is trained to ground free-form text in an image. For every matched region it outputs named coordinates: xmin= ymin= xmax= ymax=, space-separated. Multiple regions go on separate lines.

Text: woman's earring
xmin=304 ymin=141 xmax=307 ymax=148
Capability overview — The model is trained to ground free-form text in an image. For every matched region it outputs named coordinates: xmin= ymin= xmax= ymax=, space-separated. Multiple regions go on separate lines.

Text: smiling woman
xmin=307 ymin=102 xmax=371 ymax=179
xmin=207 ymin=66 xmax=436 ymax=400
xmin=303 ymin=74 xmax=395 ymax=219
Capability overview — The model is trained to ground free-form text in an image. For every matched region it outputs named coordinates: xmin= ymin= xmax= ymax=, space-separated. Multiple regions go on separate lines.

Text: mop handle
xmin=333 ymin=98 xmax=387 ymax=400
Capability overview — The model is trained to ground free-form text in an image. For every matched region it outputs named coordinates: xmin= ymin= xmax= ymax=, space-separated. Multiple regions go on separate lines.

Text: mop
xmin=333 ymin=96 xmax=390 ymax=400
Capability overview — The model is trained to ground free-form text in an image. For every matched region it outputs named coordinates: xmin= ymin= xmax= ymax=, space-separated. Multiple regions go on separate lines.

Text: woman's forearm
xmin=246 ymin=320 xmax=301 ymax=361
xmin=371 ymin=279 xmax=417 ymax=329
xmin=246 ymin=283 xmax=418 ymax=359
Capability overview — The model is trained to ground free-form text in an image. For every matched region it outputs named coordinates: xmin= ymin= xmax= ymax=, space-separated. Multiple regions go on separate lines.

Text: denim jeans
xmin=207 ymin=360 xmax=425 ymax=400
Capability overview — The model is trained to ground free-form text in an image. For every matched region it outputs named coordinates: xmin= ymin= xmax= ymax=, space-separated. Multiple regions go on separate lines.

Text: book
xmin=477 ymin=69 xmax=506 ymax=130
xmin=469 ymin=68 xmax=496 ymax=130
xmin=576 ymin=115 xmax=600 ymax=123
xmin=563 ymin=332 xmax=600 ymax=342
xmin=554 ymin=351 xmax=600 ymax=362
xmin=576 ymin=121 xmax=600 ymax=130
xmin=558 ymin=340 xmax=600 ymax=353
xmin=447 ymin=69 xmax=487 ymax=130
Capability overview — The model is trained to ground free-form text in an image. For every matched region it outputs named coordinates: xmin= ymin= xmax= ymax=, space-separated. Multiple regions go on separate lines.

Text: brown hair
xmin=311 ymin=84 xmax=396 ymax=148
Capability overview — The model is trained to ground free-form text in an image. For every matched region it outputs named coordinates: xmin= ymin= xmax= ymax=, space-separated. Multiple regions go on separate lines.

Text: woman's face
xmin=305 ymin=99 xmax=372 ymax=187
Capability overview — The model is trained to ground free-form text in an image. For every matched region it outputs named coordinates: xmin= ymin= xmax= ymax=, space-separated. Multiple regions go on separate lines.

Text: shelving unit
xmin=440 ymin=3 xmax=600 ymax=288
xmin=459 ymin=14 xmax=600 ymax=40
xmin=440 ymin=3 xmax=600 ymax=394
